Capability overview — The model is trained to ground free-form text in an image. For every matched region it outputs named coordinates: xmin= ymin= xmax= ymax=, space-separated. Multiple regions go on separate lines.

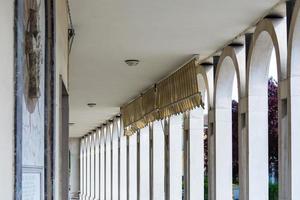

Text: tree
xmin=232 ymin=100 xmax=239 ymax=183
xmin=268 ymin=77 xmax=278 ymax=180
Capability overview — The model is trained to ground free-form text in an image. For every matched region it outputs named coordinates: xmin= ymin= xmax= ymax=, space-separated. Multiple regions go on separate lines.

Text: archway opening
xmin=268 ymin=49 xmax=279 ymax=199
xmin=231 ymin=74 xmax=239 ymax=199
xmin=215 ymin=56 xmax=239 ymax=199
xmin=248 ymin=31 xmax=279 ymax=200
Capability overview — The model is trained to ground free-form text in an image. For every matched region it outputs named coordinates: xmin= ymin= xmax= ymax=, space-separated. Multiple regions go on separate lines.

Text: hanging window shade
xmin=122 ymin=59 xmax=204 ymax=136
xmin=122 ymin=87 xmax=158 ymax=136
xmin=121 ymin=96 xmax=143 ymax=135
xmin=156 ymin=59 xmax=204 ymax=119
xmin=141 ymin=87 xmax=158 ymax=124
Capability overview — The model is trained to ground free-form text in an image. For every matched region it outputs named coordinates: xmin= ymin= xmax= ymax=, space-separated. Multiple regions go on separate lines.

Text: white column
xmin=83 ymin=138 xmax=87 ymax=200
xmin=106 ymin=125 xmax=112 ymax=200
xmin=140 ymin=127 xmax=150 ymax=200
xmin=215 ymin=106 xmax=232 ymax=200
xmin=153 ymin=121 xmax=165 ymax=200
xmin=112 ymin=120 xmax=119 ymax=200
xmin=81 ymin=138 xmax=87 ymax=200
xmin=91 ymin=134 xmax=96 ymax=200
xmin=87 ymin=135 xmax=92 ymax=199
xmin=100 ymin=128 xmax=105 ymax=200
xmin=169 ymin=115 xmax=184 ymax=200
xmin=190 ymin=108 xmax=204 ymax=200
xmin=69 ymin=138 xmax=81 ymax=199
xmin=80 ymin=140 xmax=84 ymax=199
xmin=95 ymin=131 xmax=100 ymax=200
xmin=288 ymin=4 xmax=300 ymax=198
xmin=208 ymin=109 xmax=215 ymax=200
xmin=239 ymin=98 xmax=247 ymax=200
xmin=120 ymin=120 xmax=127 ymax=200
xmin=290 ymin=77 xmax=300 ymax=199
xmin=248 ymin=95 xmax=268 ymax=200
xmin=129 ymin=133 xmax=138 ymax=200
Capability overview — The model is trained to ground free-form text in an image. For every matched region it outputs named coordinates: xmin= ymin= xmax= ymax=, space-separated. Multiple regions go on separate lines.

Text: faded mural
xmin=22 ymin=0 xmax=45 ymax=199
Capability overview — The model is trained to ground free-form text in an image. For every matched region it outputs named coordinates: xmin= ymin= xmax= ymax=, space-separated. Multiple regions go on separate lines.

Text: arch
xmin=247 ymin=19 xmax=286 ymax=93
xmin=213 ymin=46 xmax=242 ymax=200
xmin=215 ymin=47 xmax=242 ymax=105
xmin=112 ymin=119 xmax=119 ymax=140
xmin=246 ymin=18 xmax=284 ymax=200
xmin=197 ymin=64 xmax=214 ymax=108
xmin=287 ymin=0 xmax=300 ymax=198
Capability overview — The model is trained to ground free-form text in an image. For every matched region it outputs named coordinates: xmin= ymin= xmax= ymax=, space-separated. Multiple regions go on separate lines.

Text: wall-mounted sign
xmin=22 ymin=167 xmax=44 ymax=200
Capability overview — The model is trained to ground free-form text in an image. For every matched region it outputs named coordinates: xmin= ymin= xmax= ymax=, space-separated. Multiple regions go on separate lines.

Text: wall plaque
xmin=22 ymin=167 xmax=43 ymax=200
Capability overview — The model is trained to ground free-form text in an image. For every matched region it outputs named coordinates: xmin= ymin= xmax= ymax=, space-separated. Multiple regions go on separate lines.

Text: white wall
xmin=54 ymin=0 xmax=69 ymax=199
xmin=69 ymin=138 xmax=81 ymax=196
xmin=0 ymin=1 xmax=15 ymax=199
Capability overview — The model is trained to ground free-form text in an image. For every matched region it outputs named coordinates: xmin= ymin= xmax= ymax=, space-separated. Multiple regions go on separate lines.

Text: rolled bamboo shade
xmin=142 ymin=87 xmax=158 ymax=123
xmin=121 ymin=96 xmax=143 ymax=135
xmin=121 ymin=59 xmax=204 ymax=136
xmin=156 ymin=59 xmax=204 ymax=119
xmin=121 ymin=87 xmax=158 ymax=136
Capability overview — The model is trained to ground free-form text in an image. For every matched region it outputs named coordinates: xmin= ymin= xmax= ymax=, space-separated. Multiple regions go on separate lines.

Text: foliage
xmin=268 ymin=78 xmax=278 ymax=179
xmin=204 ymin=176 xmax=208 ymax=200
xmin=232 ymin=100 xmax=239 ymax=183
xmin=269 ymin=183 xmax=278 ymax=200
xmin=204 ymin=128 xmax=208 ymax=175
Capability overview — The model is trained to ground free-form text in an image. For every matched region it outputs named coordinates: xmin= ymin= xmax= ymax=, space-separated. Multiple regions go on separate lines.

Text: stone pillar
xmin=238 ymin=97 xmax=248 ymax=200
xmin=169 ymin=115 xmax=183 ymax=200
xmin=189 ymin=107 xmax=205 ymax=200
xmin=208 ymin=109 xmax=215 ymax=200
xmin=70 ymin=138 xmax=81 ymax=199
xmin=279 ymin=79 xmax=290 ymax=200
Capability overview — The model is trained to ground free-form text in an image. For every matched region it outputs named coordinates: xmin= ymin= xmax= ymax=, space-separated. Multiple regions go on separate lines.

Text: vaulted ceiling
xmin=69 ymin=0 xmax=280 ymax=137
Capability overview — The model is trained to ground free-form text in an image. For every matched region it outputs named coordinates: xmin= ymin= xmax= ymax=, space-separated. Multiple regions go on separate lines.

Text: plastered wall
xmin=0 ymin=1 xmax=15 ymax=199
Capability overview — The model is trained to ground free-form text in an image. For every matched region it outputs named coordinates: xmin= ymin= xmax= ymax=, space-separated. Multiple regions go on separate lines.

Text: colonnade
xmin=79 ymin=1 xmax=300 ymax=199
xmin=80 ymin=109 xmax=204 ymax=200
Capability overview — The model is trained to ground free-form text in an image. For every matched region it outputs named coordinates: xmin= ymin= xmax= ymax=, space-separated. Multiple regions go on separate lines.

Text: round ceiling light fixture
xmin=125 ymin=59 xmax=140 ymax=67
xmin=87 ymin=102 xmax=97 ymax=108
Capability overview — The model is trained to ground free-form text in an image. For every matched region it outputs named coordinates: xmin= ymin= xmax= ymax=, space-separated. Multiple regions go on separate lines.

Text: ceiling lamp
xmin=87 ymin=103 xmax=97 ymax=108
xmin=125 ymin=59 xmax=140 ymax=67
